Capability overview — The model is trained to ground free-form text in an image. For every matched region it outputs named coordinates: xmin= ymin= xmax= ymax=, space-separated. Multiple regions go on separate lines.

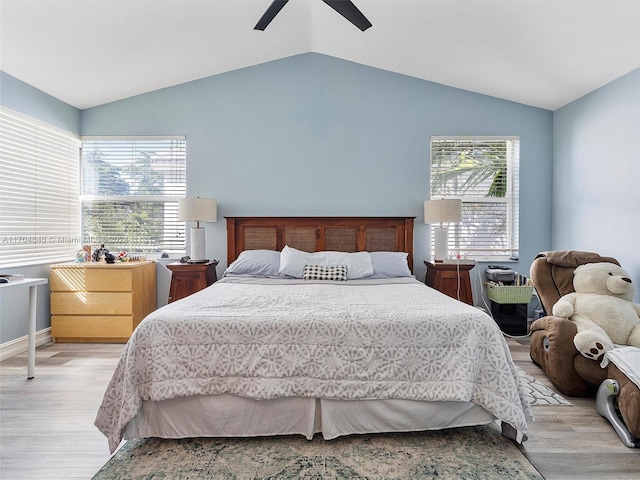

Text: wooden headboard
xmin=226 ymin=217 xmax=415 ymax=272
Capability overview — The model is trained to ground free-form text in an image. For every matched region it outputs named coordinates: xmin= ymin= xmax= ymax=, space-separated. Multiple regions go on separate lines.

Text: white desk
xmin=0 ymin=277 xmax=48 ymax=379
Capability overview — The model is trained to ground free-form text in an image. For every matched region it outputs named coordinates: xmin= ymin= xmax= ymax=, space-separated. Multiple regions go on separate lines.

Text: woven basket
xmin=486 ymin=283 xmax=534 ymax=304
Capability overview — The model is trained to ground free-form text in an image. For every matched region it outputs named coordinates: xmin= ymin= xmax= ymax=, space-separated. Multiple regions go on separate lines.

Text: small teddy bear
xmin=552 ymin=262 xmax=640 ymax=361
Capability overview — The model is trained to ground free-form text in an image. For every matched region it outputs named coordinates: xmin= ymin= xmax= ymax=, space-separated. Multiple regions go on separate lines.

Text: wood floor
xmin=1 ymin=339 xmax=638 ymax=479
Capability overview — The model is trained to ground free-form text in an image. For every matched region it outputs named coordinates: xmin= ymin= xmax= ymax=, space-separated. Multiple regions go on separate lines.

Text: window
xmin=0 ymin=106 xmax=81 ymax=268
xmin=81 ymin=137 xmax=186 ymax=254
xmin=430 ymin=136 xmax=519 ymax=259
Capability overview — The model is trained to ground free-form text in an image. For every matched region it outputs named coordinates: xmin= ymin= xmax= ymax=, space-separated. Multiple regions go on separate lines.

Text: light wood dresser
xmin=50 ymin=260 xmax=156 ymax=342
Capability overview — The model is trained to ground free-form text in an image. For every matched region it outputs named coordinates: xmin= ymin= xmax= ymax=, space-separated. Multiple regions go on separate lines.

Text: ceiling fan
xmin=255 ymin=0 xmax=372 ymax=31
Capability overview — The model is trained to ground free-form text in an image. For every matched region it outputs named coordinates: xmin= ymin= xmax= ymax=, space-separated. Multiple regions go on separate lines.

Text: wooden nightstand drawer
xmin=167 ymin=261 xmax=218 ymax=303
xmin=424 ymin=260 xmax=475 ymax=305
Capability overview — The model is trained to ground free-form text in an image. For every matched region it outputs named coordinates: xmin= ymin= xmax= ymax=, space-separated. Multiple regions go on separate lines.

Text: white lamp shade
xmin=423 ymin=199 xmax=462 ymax=225
xmin=179 ymin=197 xmax=216 ymax=262
xmin=178 ymin=197 xmax=217 ymax=223
xmin=424 ymin=198 xmax=462 ymax=262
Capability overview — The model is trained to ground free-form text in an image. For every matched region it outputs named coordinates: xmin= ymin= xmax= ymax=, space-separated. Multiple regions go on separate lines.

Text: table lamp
xmin=178 ymin=197 xmax=217 ymax=262
xmin=424 ymin=198 xmax=462 ymax=262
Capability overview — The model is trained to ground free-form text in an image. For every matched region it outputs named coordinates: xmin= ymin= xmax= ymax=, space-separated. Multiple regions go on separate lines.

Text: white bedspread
xmin=95 ymin=277 xmax=532 ymax=452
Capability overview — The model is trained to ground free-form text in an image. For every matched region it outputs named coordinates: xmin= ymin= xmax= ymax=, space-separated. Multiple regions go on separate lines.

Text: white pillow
xmin=368 ymin=251 xmax=412 ymax=278
xmin=225 ymin=249 xmax=282 ymax=277
xmin=324 ymin=251 xmax=373 ymax=279
xmin=278 ymin=246 xmax=373 ymax=279
xmin=278 ymin=246 xmax=325 ymax=278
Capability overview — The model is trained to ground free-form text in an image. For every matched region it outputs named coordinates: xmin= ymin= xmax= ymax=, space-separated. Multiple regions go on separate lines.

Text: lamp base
xmin=433 ymin=226 xmax=449 ymax=262
xmin=190 ymin=227 xmax=207 ymax=262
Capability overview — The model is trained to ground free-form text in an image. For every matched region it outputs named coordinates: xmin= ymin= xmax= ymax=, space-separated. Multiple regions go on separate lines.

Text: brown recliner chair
xmin=529 ymin=250 xmax=639 ymax=447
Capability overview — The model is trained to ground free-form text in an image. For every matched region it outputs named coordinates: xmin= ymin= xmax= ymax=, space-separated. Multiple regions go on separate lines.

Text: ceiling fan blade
xmin=322 ymin=0 xmax=372 ymax=31
xmin=254 ymin=0 xmax=290 ymax=31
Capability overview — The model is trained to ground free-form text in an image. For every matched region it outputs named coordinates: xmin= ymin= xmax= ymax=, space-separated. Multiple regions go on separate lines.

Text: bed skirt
xmin=124 ymin=394 xmax=497 ymax=442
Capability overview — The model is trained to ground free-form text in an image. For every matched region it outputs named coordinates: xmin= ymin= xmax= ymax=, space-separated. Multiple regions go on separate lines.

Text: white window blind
xmin=430 ymin=136 xmax=520 ymax=259
xmin=81 ymin=136 xmax=186 ymax=254
xmin=0 ymin=106 xmax=81 ymax=268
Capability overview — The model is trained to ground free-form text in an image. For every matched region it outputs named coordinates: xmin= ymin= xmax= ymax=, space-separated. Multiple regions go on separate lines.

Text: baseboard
xmin=0 ymin=328 xmax=52 ymax=361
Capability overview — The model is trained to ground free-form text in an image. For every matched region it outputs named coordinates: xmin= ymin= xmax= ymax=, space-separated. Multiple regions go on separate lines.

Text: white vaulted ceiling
xmin=1 ymin=0 xmax=639 ymax=111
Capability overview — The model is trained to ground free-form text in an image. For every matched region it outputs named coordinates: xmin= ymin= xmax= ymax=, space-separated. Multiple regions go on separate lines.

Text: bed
xmin=95 ymin=216 xmax=532 ymax=453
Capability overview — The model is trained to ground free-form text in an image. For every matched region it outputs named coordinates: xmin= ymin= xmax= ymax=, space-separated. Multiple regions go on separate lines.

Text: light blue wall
xmin=0 ymin=71 xmax=81 ymax=344
xmin=82 ymin=53 xmax=554 ymax=282
xmin=0 ymin=71 xmax=80 ymax=134
xmin=553 ymin=68 xmax=640 ymax=301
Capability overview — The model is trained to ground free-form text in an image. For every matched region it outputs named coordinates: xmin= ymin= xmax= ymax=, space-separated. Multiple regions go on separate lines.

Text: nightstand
xmin=424 ymin=260 xmax=475 ymax=305
xmin=167 ymin=260 xmax=218 ymax=303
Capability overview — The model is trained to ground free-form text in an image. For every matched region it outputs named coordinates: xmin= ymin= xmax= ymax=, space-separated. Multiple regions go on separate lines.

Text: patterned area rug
xmin=517 ymin=366 xmax=571 ymax=406
xmin=93 ymin=423 xmax=542 ymax=480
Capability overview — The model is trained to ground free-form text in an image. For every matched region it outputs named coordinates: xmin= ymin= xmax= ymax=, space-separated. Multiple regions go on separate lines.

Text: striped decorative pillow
xmin=303 ymin=265 xmax=348 ymax=281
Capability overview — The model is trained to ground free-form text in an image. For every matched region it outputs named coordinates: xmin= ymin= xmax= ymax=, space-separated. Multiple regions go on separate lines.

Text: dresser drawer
xmin=50 ymin=268 xmax=132 ymax=292
xmin=51 ymin=292 xmax=133 ymax=315
xmin=51 ymin=315 xmax=134 ymax=339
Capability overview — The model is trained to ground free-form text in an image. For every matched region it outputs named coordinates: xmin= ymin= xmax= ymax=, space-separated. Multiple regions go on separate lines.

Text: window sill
xmin=466 ymin=257 xmax=519 ymax=263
